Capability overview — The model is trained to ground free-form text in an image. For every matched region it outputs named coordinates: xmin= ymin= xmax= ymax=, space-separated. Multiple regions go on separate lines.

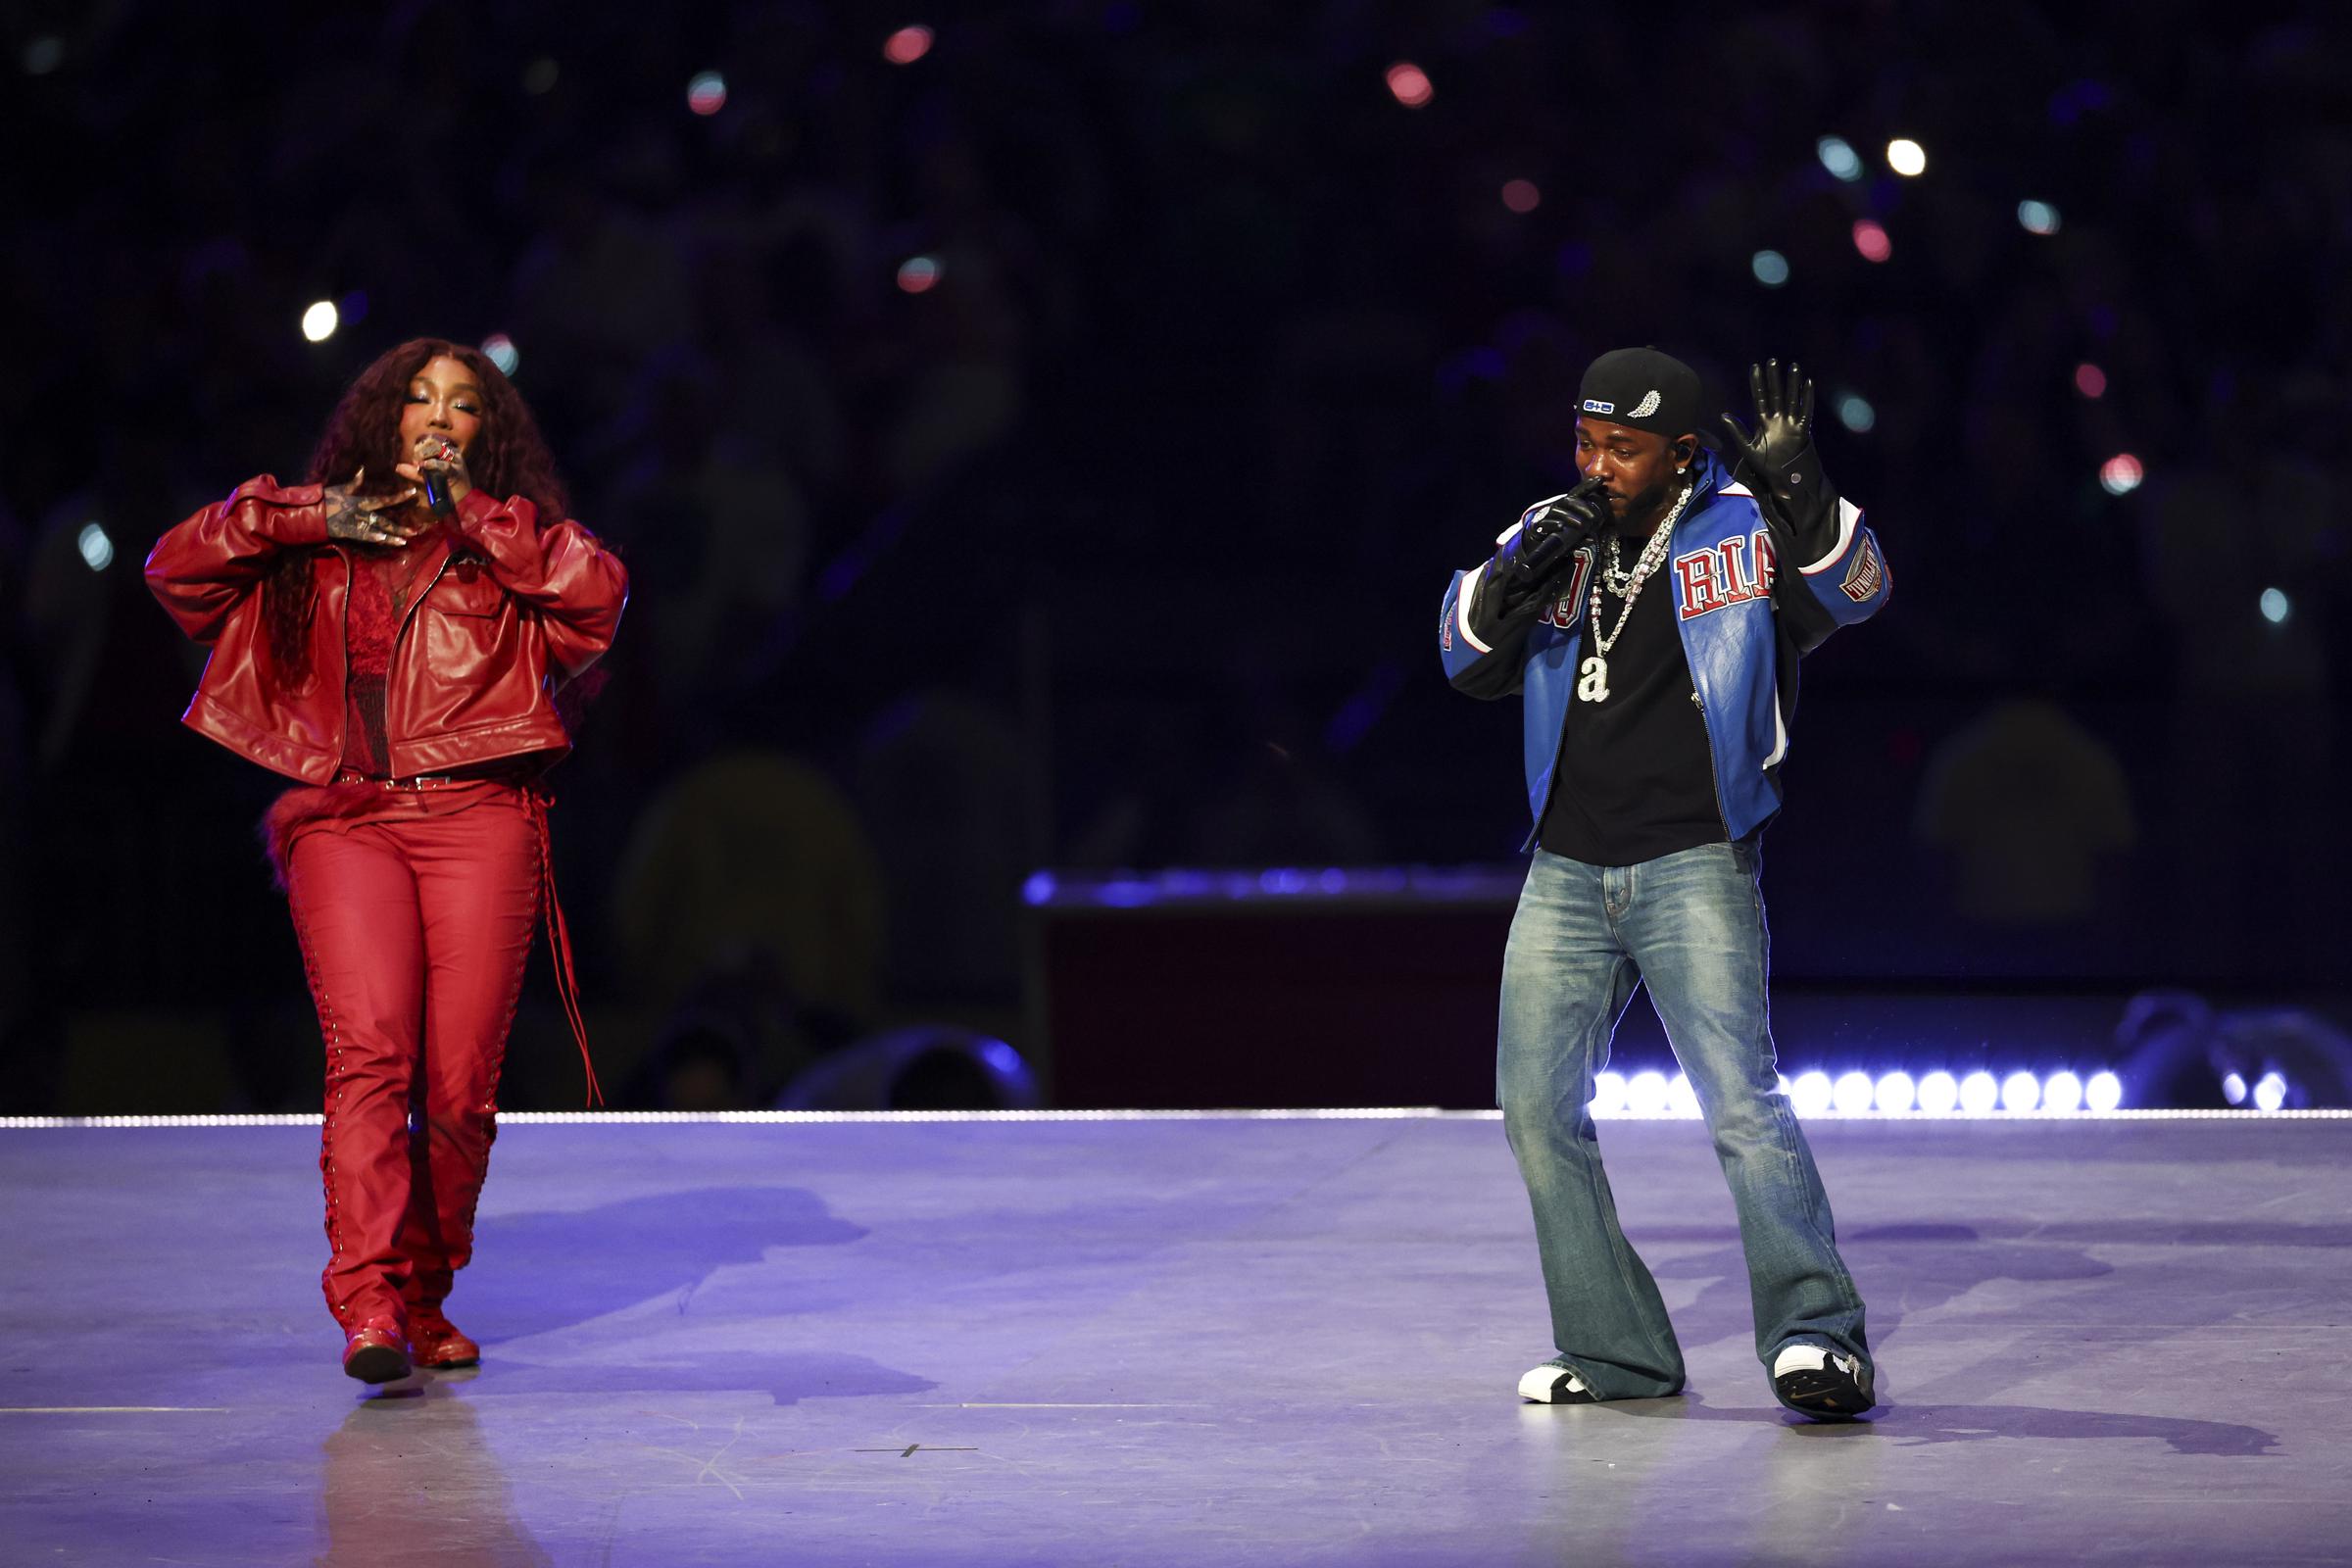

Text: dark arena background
xmin=5 ymin=4 xmax=2349 ymax=1565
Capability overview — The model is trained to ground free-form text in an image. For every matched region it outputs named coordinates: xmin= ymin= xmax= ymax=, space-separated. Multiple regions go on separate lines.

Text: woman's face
xmin=397 ymin=355 xmax=484 ymax=467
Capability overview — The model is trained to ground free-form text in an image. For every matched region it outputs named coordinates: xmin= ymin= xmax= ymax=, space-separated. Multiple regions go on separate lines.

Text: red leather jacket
xmin=146 ymin=475 xmax=628 ymax=782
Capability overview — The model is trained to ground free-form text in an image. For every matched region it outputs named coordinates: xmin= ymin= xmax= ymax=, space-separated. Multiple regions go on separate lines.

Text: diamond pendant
xmin=1576 ymin=655 xmax=1610 ymax=703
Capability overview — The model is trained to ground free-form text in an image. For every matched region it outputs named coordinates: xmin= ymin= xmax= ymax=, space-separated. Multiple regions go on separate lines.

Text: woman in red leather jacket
xmin=147 ymin=338 xmax=627 ymax=1385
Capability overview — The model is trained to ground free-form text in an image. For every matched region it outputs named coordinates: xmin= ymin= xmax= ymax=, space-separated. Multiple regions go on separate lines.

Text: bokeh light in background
xmin=1815 ymin=135 xmax=1864 ymax=182
xmin=300 ymin=300 xmax=338 ymax=343
xmin=2260 ymin=588 xmax=2290 ymax=625
xmin=686 ymin=72 xmax=727 ymax=116
xmin=2099 ymin=453 xmax=2144 ymax=495
xmin=2001 ymin=1070 xmax=2041 ymax=1111
xmin=1591 ymin=1070 xmax=1627 ymax=1113
xmin=1750 ymin=249 xmax=1790 ymax=287
xmin=1667 ymin=1073 xmax=1699 ymax=1116
xmin=482 ymin=334 xmax=519 ymax=376
xmin=2042 ymin=1070 xmax=2084 ymax=1113
xmin=2075 ymin=363 xmax=2108 ymax=398
xmin=2223 ymin=1071 xmax=2248 ymax=1106
xmin=1886 ymin=138 xmax=1928 ymax=177
xmin=2018 ymin=199 xmax=2062 ymax=235
xmin=1836 ymin=391 xmax=1876 ymax=433
xmin=897 ymin=255 xmax=943 ymax=294
xmin=1917 ymin=1071 xmax=1961 ymax=1115
xmin=2085 ymin=1072 xmax=2126 ymax=1112
xmin=77 ymin=522 xmax=114 ymax=572
xmin=1850 ymin=220 xmax=1891 ymax=263
xmin=2254 ymin=1072 xmax=2289 ymax=1112
xmin=883 ymin=25 xmax=934 ymax=65
xmin=1500 ymin=179 xmax=1541 ymax=215
xmin=1385 ymin=62 xmax=1433 ymax=108
xmin=1875 ymin=1071 xmax=1916 ymax=1112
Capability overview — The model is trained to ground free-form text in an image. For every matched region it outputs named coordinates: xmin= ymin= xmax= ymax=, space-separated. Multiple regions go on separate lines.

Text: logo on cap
xmin=1581 ymin=398 xmax=1615 ymax=415
xmin=1628 ymin=390 xmax=1661 ymax=418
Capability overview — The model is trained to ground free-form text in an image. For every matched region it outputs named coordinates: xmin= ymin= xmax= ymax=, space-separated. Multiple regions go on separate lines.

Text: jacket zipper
xmin=330 ymin=545 xmax=352 ymax=771
xmin=1523 ymin=555 xmax=1592 ymax=851
xmin=1688 ymin=680 xmax=1733 ymax=839
xmin=384 ymin=550 xmax=456 ymax=774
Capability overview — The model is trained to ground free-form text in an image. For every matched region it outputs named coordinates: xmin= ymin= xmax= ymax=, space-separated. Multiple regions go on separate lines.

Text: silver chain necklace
xmin=1576 ymin=479 xmax=1691 ymax=705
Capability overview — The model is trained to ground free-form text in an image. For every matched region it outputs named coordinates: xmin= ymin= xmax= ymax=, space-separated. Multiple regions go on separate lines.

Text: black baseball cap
xmin=1578 ymin=347 xmax=1701 ymax=437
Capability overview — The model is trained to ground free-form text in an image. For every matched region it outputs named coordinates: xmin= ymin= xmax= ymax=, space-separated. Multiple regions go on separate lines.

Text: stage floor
xmin=4 ymin=1112 xmax=2348 ymax=1566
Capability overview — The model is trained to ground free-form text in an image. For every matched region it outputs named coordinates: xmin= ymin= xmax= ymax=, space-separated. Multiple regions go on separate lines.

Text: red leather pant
xmin=284 ymin=784 xmax=540 ymax=1334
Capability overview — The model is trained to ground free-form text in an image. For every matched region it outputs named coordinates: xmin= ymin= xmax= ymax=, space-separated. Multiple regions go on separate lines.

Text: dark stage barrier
xmin=1025 ymin=868 xmax=2339 ymax=1112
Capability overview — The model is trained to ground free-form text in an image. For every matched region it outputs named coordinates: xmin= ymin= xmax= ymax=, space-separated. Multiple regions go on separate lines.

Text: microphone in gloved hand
xmin=1495 ymin=474 xmax=1607 ymax=612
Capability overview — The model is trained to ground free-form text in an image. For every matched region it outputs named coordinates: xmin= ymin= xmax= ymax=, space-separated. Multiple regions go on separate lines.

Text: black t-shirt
xmin=1538 ymin=545 xmax=1729 ymax=866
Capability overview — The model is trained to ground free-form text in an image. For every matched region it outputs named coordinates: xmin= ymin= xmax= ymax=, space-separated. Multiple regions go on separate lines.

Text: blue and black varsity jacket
xmin=1437 ymin=448 xmax=1889 ymax=846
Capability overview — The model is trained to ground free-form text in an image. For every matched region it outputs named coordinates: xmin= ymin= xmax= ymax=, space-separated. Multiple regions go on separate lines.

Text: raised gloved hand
xmin=1718 ymin=360 xmax=1840 ymax=547
xmin=1493 ymin=475 xmax=1606 ymax=612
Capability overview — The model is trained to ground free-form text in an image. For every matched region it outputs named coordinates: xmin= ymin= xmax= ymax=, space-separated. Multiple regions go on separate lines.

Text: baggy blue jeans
xmin=1497 ymin=840 xmax=1870 ymax=1400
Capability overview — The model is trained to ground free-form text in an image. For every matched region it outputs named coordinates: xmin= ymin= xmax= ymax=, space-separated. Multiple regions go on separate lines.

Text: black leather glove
xmin=1718 ymin=360 xmax=1841 ymax=554
xmin=1492 ymin=476 xmax=1605 ymax=613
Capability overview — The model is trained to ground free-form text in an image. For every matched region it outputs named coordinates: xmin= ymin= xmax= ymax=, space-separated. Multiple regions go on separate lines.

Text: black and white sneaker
xmin=1771 ymin=1345 xmax=1874 ymax=1419
xmin=1518 ymin=1358 xmax=1598 ymax=1404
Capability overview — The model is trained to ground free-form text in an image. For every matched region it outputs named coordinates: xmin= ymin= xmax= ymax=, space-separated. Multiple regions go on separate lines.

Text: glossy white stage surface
xmin=5 ymin=1110 xmax=2348 ymax=1566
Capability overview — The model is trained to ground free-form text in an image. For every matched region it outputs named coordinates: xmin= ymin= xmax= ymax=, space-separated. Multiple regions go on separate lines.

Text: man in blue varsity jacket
xmin=1438 ymin=348 xmax=1890 ymax=1420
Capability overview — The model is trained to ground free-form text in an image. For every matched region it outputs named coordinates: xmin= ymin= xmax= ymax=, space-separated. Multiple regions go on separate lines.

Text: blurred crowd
xmin=3 ymin=1 xmax=2347 ymax=1110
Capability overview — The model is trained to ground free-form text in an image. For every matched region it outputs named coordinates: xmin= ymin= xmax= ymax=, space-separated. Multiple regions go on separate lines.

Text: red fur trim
xmin=258 ymin=782 xmax=387 ymax=891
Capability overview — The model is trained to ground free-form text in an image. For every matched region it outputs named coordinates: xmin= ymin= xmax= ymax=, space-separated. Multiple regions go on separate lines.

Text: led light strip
xmin=2 ymin=1107 xmax=2346 ymax=1130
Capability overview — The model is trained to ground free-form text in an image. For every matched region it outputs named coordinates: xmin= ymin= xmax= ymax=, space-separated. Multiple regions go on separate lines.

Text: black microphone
xmin=419 ymin=438 xmax=459 ymax=516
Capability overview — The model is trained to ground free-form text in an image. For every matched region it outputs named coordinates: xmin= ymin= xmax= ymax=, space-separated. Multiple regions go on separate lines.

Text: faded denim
xmin=1497 ymin=840 xmax=1870 ymax=1400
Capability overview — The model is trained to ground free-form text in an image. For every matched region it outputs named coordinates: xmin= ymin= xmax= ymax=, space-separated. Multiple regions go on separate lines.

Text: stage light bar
xmin=13 ymin=1102 xmax=2352 ymax=1131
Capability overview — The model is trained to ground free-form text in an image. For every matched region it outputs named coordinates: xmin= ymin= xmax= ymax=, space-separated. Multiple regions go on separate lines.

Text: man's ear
xmin=1672 ymin=436 xmax=1696 ymax=467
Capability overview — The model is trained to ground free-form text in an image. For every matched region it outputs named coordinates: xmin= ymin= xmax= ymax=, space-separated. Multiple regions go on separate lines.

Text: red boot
xmin=410 ymin=1308 xmax=480 ymax=1369
xmin=342 ymin=1324 xmax=413 ymax=1384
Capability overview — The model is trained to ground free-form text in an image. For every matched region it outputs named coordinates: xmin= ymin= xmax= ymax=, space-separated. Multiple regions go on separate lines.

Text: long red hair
xmin=265 ymin=338 xmax=571 ymax=680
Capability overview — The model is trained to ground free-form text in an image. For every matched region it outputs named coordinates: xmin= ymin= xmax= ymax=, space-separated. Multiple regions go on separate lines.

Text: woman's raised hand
xmin=322 ymin=469 xmax=428 ymax=546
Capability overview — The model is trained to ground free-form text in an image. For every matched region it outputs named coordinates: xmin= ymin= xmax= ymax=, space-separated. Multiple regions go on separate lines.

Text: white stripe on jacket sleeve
xmin=1456 ymin=561 xmax=1495 ymax=655
xmin=1800 ymin=497 xmax=1863 ymax=576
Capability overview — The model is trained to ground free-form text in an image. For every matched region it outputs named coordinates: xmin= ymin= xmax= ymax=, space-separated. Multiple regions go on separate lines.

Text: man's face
xmin=1575 ymin=416 xmax=1686 ymax=530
